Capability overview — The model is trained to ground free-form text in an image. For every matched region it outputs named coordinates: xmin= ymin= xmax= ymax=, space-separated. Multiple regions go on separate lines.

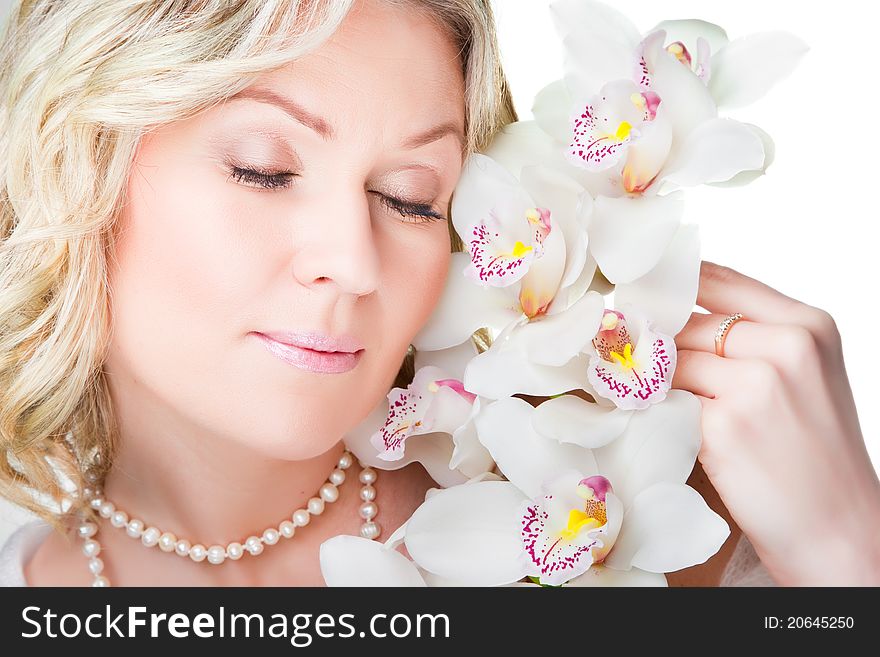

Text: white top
xmin=0 ymin=517 xmax=776 ymax=586
xmin=0 ymin=519 xmax=53 ymax=587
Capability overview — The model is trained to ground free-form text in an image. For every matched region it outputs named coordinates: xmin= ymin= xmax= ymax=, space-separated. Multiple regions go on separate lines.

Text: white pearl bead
xmin=88 ymin=557 xmax=104 ymax=575
xmin=110 ymin=510 xmax=128 ymax=528
xmin=82 ymin=539 xmax=100 ymax=558
xmin=158 ymin=532 xmax=177 ymax=552
xmin=359 ymin=468 xmax=377 ymax=485
xmin=189 ymin=544 xmax=207 ymax=562
xmin=319 ymin=483 xmax=339 ymax=503
xmin=245 ymin=536 xmax=263 ymax=556
xmin=175 ymin=539 xmax=191 ymax=557
xmin=77 ymin=522 xmax=97 ymax=538
xmin=292 ymin=509 xmax=310 ymax=527
xmin=207 ymin=545 xmax=226 ymax=565
xmin=359 ymin=521 xmax=381 ymax=540
xmin=98 ymin=501 xmax=115 ymax=518
xmin=359 ymin=485 xmax=376 ymax=502
xmin=338 ymin=452 xmax=353 ymax=469
xmin=92 ymin=575 xmax=110 ymax=587
xmin=262 ymin=528 xmax=280 ymax=545
xmin=89 ymin=497 xmax=103 ymax=510
xmin=141 ymin=526 xmax=161 ymax=547
xmin=126 ymin=518 xmax=145 ymax=538
xmin=279 ymin=521 xmax=296 ymax=539
xmin=328 ymin=468 xmax=346 ymax=486
xmin=358 ymin=501 xmax=377 ymax=520
xmin=226 ymin=542 xmax=244 ymax=560
xmin=307 ymin=496 xmax=325 ymax=516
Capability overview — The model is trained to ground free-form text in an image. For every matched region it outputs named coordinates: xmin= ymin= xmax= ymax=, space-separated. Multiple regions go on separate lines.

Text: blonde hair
xmin=0 ymin=0 xmax=515 ymax=533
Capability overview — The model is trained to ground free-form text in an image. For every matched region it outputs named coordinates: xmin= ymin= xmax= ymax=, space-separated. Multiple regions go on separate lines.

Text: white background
xmin=1 ymin=1 xmax=878 ymax=542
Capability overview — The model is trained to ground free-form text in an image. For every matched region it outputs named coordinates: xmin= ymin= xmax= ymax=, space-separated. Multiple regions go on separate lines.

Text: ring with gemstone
xmin=714 ymin=312 xmax=744 ymax=357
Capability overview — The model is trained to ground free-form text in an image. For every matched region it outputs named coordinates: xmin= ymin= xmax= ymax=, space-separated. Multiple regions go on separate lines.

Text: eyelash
xmin=226 ymin=165 xmax=447 ymax=224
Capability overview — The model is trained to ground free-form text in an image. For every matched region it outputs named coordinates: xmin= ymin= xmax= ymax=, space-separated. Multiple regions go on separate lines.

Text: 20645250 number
xmin=764 ymin=616 xmax=854 ymax=629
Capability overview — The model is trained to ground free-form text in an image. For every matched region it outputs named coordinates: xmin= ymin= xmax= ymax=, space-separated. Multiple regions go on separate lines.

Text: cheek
xmin=380 ymin=228 xmax=452 ymax=344
xmin=108 ymin=157 xmax=257 ymax=372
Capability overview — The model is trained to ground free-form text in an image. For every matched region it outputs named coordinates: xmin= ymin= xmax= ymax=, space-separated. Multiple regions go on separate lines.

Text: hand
xmin=671 ymin=261 xmax=880 ymax=585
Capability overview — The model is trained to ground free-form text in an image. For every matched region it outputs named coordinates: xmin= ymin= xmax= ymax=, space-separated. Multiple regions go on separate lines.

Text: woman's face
xmin=105 ymin=0 xmax=465 ymax=460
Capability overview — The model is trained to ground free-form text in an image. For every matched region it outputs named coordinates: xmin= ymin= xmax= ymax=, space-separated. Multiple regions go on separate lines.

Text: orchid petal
xmin=464 ymin=338 xmax=591 ymax=399
xmin=404 ymin=480 xmax=528 ymax=586
xmin=474 ymin=396 xmax=599 ymax=499
xmin=603 ymin=482 xmax=730 ymax=572
xmin=411 ymin=252 xmax=521 ymax=351
xmin=659 ymin=118 xmax=765 ymax=188
xmin=644 ymin=40 xmax=717 ymax=143
xmin=613 ymin=221 xmax=701 ymax=337
xmin=588 ymin=191 xmax=683 ymax=284
xmin=320 ymin=535 xmax=427 ymax=587
xmin=565 ymin=564 xmax=668 ymax=586
xmin=593 ymin=389 xmax=702 ymax=508
xmin=550 ymin=0 xmax=641 ymax=99
xmin=346 ymin=400 xmax=469 ymax=487
xmin=620 ymin=103 xmax=673 ymax=193
xmin=414 ymin=338 xmax=478 ymax=380
xmin=508 ymin=289 xmax=605 ymax=367
xmin=708 ymin=122 xmax=775 ymax=187
xmin=566 ymin=79 xmax=647 ymax=172
xmin=586 ymin=304 xmax=677 ymax=410
xmin=532 ymin=393 xmax=634 ymax=449
xmin=449 ymin=396 xmax=496 ymax=477
xmin=520 ymin=164 xmax=590 ymax=295
xmin=709 ymin=31 xmax=809 ymax=109
xmin=648 ymin=19 xmax=730 ymax=63
xmin=532 ymin=79 xmax=574 ymax=145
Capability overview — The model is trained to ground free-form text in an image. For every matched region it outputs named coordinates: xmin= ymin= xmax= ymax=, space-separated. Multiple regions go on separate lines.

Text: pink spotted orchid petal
xmin=566 ymin=79 xmax=655 ymax=171
xmin=452 ymin=153 xmax=548 ymax=289
xmin=370 ymin=365 xmax=475 ymax=461
xmin=518 ymin=470 xmax=624 ymax=586
xmin=586 ymin=306 xmax=677 ymax=410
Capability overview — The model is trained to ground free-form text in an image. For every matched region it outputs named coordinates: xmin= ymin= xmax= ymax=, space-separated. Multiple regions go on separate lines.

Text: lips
xmin=251 ymin=332 xmax=363 ymax=374
xmin=256 ymin=330 xmax=364 ymax=354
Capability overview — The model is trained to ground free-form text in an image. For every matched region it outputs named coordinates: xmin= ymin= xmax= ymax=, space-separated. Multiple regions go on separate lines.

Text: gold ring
xmin=714 ymin=313 xmax=744 ymax=357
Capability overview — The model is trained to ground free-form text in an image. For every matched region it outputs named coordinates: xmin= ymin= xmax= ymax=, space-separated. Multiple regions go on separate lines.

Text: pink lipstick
xmin=251 ymin=331 xmax=363 ymax=374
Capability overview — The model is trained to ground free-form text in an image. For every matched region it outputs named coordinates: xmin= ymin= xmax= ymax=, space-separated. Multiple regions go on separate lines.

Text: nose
xmin=291 ymin=187 xmax=381 ymax=298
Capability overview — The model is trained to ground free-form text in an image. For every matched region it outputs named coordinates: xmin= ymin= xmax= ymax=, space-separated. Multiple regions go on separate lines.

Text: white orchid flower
xmin=583 ymin=303 xmax=677 ymax=410
xmin=320 ymin=474 xmax=508 ymax=586
xmin=344 ymin=340 xmax=494 ymax=487
xmin=402 ymin=392 xmax=729 ymax=586
xmin=412 ymin=152 xmax=594 ymax=352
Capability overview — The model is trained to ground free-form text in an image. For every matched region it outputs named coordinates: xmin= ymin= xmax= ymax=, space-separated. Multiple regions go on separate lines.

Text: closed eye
xmin=226 ymin=165 xmax=447 ymax=224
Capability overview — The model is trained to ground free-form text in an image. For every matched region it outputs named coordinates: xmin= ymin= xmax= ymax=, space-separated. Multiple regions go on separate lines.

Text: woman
xmin=0 ymin=0 xmax=876 ymax=587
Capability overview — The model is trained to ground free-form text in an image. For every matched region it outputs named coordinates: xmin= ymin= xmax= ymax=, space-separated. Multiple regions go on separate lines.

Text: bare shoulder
xmin=24 ymin=523 xmax=94 ymax=587
xmin=665 ymin=461 xmax=742 ymax=586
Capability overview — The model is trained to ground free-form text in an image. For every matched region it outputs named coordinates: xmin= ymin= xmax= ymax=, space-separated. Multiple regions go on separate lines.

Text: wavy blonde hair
xmin=0 ymin=0 xmax=516 ymax=533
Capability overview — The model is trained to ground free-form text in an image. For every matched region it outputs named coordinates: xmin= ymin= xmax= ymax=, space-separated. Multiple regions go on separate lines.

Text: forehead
xmin=251 ymin=1 xmax=466 ymax=142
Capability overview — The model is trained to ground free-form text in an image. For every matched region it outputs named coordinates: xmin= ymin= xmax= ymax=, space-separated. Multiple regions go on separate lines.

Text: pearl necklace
xmin=74 ymin=449 xmax=380 ymax=586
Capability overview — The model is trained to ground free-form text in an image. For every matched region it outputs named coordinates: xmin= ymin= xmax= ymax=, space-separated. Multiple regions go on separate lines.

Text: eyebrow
xmin=228 ymin=86 xmax=466 ymax=152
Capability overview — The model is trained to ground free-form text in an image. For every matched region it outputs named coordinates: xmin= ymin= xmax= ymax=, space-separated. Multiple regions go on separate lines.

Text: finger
xmin=671 ymin=348 xmax=754 ymax=399
xmin=675 ymin=310 xmax=826 ymax=380
xmin=697 ymin=260 xmax=812 ymax=325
